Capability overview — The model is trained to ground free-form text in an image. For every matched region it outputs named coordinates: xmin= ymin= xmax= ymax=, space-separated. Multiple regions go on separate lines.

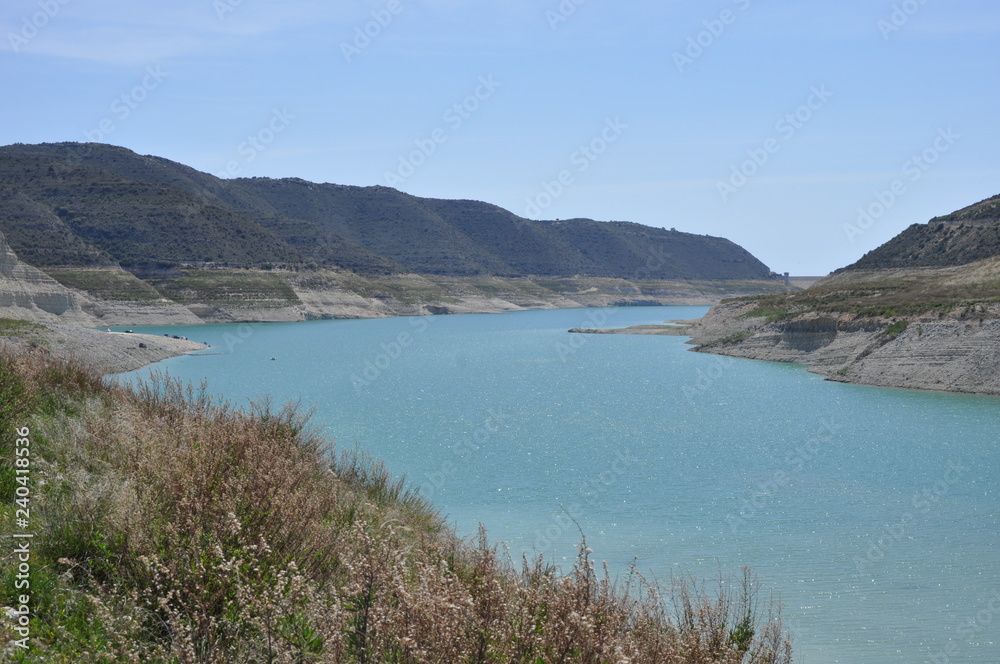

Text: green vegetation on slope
xmin=0 ymin=318 xmax=46 ymax=337
xmin=0 ymin=349 xmax=792 ymax=663
xmin=44 ymin=268 xmax=164 ymax=302
xmin=0 ymin=143 xmax=776 ymax=281
xmin=722 ymin=193 xmax=1000 ymax=328
xmin=0 ymin=188 xmax=115 ymax=268
xmin=0 ymin=154 xmax=302 ymax=269
xmin=151 ymin=269 xmax=302 ymax=308
xmin=844 ymin=193 xmax=1000 ymax=271
xmin=723 ymin=256 xmax=1000 ymax=325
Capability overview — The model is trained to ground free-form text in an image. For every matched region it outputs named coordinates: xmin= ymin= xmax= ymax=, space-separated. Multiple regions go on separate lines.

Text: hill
xmin=0 ymin=142 xmax=772 ymax=280
xmin=842 ymin=193 xmax=1000 ymax=271
xmin=687 ymin=192 xmax=1000 ymax=395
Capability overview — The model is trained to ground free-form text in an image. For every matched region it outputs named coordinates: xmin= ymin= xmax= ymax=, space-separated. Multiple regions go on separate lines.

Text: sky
xmin=1 ymin=0 xmax=998 ymax=275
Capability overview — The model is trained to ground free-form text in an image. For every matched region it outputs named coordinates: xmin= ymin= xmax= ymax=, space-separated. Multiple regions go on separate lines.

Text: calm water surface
xmin=121 ymin=306 xmax=1000 ymax=664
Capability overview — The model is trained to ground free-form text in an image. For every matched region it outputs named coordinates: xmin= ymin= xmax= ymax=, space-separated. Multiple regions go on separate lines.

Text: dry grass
xmin=0 ymin=348 xmax=793 ymax=663
xmin=730 ymin=256 xmax=1000 ymax=323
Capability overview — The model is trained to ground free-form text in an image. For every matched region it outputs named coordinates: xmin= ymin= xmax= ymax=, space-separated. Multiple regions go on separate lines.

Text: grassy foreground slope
xmin=0 ymin=349 xmax=792 ymax=663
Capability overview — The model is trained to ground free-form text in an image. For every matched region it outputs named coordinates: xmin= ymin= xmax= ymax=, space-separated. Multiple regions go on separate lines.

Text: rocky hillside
xmin=0 ymin=226 xmax=791 ymax=328
xmin=688 ymin=193 xmax=1000 ymax=395
xmin=0 ymin=142 xmax=791 ymax=326
xmin=0 ymin=230 xmax=95 ymax=325
xmin=843 ymin=193 xmax=1000 ymax=270
xmin=0 ymin=142 xmax=773 ymax=280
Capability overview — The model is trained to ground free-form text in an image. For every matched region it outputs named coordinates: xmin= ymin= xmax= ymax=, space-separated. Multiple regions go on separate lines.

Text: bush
xmin=886 ymin=320 xmax=909 ymax=338
xmin=718 ymin=331 xmax=751 ymax=344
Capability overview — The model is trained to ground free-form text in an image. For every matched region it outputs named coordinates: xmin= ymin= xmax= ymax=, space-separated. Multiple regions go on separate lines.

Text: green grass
xmin=886 ymin=320 xmax=909 ymax=338
xmin=153 ymin=269 xmax=301 ymax=308
xmin=740 ymin=306 xmax=793 ymax=322
xmin=0 ymin=318 xmax=47 ymax=337
xmin=724 ymin=269 xmax=1000 ymax=324
xmin=718 ymin=331 xmax=750 ymax=344
xmin=531 ymin=278 xmax=585 ymax=293
xmin=0 ymin=356 xmax=34 ymax=504
xmin=44 ymin=268 xmax=163 ymax=302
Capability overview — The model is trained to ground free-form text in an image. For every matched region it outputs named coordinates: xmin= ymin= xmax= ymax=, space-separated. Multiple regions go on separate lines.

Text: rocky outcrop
xmin=79 ymin=299 xmax=205 ymax=326
xmin=688 ymin=299 xmax=1000 ymax=395
xmin=0 ymin=232 xmax=95 ymax=324
xmin=0 ymin=252 xmax=793 ymax=327
xmin=839 ymin=318 xmax=1000 ymax=393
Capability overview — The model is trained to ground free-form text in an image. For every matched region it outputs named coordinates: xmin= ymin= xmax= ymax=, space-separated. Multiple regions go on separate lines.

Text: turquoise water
xmin=120 ymin=306 xmax=1000 ymax=664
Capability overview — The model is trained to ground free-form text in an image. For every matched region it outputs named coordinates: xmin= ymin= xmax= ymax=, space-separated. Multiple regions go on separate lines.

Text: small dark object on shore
xmin=138 ymin=342 xmax=147 ymax=349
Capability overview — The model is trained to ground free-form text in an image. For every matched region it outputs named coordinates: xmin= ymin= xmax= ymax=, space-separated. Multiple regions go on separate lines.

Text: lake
xmin=121 ymin=306 xmax=1000 ymax=664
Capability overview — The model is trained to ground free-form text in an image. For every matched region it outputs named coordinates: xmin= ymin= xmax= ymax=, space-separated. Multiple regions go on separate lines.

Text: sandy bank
xmin=568 ymin=324 xmax=693 ymax=336
xmin=1 ymin=324 xmax=208 ymax=374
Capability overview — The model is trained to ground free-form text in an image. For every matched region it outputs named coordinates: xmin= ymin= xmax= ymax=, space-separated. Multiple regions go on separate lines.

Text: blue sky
xmin=2 ymin=0 xmax=998 ymax=275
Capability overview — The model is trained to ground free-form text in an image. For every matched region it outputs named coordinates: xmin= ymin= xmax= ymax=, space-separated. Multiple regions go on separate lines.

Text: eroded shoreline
xmin=0 ymin=323 xmax=208 ymax=374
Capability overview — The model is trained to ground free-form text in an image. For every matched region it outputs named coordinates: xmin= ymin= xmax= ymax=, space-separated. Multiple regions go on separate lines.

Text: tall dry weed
xmin=8 ymin=358 xmax=793 ymax=663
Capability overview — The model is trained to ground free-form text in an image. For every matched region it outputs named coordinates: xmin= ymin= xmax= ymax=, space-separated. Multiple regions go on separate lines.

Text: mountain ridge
xmin=0 ymin=141 xmax=774 ymax=281
xmin=841 ymin=193 xmax=1000 ymax=271
xmin=0 ymin=142 xmax=791 ymax=326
